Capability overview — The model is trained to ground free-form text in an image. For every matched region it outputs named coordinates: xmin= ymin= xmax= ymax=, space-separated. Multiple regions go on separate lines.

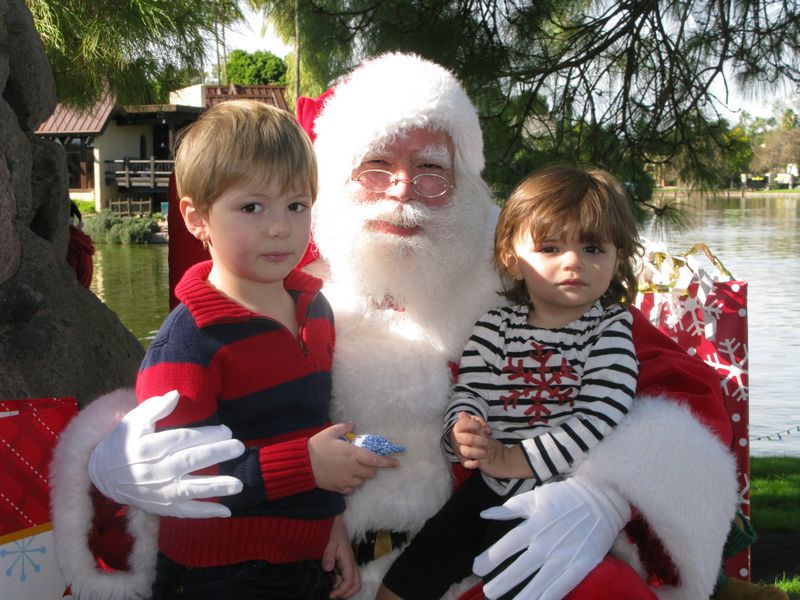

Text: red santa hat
xmin=299 ymin=53 xmax=484 ymax=195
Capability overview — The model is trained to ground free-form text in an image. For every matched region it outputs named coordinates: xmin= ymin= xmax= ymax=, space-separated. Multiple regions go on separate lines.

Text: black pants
xmin=151 ymin=552 xmax=334 ymax=600
xmin=383 ymin=473 xmax=516 ymax=600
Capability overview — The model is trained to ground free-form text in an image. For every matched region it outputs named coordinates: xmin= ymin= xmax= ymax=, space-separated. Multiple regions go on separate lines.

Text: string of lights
xmin=751 ymin=424 xmax=800 ymax=442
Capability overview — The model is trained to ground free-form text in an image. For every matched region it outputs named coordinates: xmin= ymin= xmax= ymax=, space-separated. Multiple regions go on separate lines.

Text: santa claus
xmin=51 ymin=53 xmax=738 ymax=600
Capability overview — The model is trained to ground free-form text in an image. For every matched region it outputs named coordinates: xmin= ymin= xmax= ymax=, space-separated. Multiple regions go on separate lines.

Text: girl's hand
xmin=449 ymin=412 xmax=492 ymax=469
xmin=479 ymin=440 xmax=534 ymax=480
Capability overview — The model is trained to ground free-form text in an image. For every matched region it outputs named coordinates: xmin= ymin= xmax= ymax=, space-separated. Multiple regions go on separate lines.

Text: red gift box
xmin=0 ymin=397 xmax=77 ymax=597
xmin=636 ymin=243 xmax=751 ymax=580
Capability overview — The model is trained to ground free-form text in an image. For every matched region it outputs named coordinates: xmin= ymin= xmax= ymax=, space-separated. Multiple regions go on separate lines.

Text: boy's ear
xmin=180 ymin=197 xmax=210 ymax=244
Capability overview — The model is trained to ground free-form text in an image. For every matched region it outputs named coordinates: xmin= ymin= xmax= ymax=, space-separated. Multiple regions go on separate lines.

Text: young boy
xmin=378 ymin=164 xmax=642 ymax=599
xmin=138 ymin=100 xmax=396 ymax=600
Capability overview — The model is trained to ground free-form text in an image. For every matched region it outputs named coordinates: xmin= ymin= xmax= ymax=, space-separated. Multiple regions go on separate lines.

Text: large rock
xmin=0 ymin=230 xmax=143 ymax=406
xmin=0 ymin=0 xmax=145 ymax=406
xmin=29 ymin=137 xmax=70 ymax=257
xmin=2 ymin=0 xmax=57 ymax=132
xmin=0 ymin=152 xmax=21 ymax=284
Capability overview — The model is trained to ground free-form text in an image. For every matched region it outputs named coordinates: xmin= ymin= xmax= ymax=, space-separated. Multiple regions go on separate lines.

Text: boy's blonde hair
xmin=174 ymin=100 xmax=317 ymax=214
xmin=495 ymin=163 xmax=642 ymax=307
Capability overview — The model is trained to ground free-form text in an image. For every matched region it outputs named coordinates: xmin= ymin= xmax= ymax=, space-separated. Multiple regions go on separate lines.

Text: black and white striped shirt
xmin=442 ymin=302 xmax=638 ymax=496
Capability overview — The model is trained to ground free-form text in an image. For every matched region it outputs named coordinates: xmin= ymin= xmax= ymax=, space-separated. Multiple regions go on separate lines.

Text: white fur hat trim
xmin=313 ymin=52 xmax=484 ymax=191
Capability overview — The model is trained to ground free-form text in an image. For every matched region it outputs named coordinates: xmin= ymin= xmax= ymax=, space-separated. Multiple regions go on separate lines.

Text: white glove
xmin=473 ymin=476 xmax=630 ymax=600
xmin=88 ymin=390 xmax=246 ymax=518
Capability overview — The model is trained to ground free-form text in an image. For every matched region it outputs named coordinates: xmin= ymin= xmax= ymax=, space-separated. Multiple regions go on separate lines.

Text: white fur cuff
xmin=50 ymin=389 xmax=158 ymax=600
xmin=575 ymin=395 xmax=739 ymax=600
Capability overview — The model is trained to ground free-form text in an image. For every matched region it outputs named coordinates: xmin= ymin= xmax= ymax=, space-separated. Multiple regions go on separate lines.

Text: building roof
xmin=36 ymin=101 xmax=204 ymax=137
xmin=36 ymin=95 xmax=115 ymax=136
xmin=35 ymin=84 xmax=289 ymax=137
xmin=204 ymin=84 xmax=288 ymax=110
xmin=114 ymin=104 xmax=204 ymax=126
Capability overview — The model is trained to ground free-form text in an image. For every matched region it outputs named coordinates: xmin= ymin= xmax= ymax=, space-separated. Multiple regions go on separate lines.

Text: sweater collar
xmin=517 ymin=300 xmax=605 ymax=332
xmin=176 ymin=260 xmax=323 ymax=328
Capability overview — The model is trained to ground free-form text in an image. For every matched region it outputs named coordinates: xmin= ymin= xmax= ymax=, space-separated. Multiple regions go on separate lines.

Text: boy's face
xmin=508 ymin=233 xmax=619 ymax=327
xmin=186 ymin=176 xmax=312 ymax=294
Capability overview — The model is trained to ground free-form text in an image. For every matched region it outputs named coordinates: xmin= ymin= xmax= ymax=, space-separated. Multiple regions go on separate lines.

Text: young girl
xmin=377 ymin=163 xmax=643 ymax=600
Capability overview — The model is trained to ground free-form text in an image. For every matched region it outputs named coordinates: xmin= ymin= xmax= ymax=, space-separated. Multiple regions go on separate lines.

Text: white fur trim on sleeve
xmin=50 ymin=388 xmax=158 ymax=600
xmin=573 ymin=395 xmax=739 ymax=600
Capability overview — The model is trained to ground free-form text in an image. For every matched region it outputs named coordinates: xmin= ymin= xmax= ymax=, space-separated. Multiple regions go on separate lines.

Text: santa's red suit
xmin=51 ymin=53 xmax=738 ymax=600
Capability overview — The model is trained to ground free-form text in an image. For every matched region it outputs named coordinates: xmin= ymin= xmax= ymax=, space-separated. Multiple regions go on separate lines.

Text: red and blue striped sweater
xmin=136 ymin=260 xmax=344 ymax=567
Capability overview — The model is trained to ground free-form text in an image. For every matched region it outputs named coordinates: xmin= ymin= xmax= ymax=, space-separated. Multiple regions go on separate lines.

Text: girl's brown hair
xmin=495 ymin=163 xmax=642 ymax=307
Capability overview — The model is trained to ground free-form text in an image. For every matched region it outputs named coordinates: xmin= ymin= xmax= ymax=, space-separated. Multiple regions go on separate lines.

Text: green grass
xmin=774 ymin=574 xmax=800 ymax=598
xmin=750 ymin=456 xmax=800 ymax=531
xmin=750 ymin=187 xmax=800 ymax=194
xmin=653 ymin=186 xmax=800 ymax=195
xmin=750 ymin=456 xmax=800 ymax=597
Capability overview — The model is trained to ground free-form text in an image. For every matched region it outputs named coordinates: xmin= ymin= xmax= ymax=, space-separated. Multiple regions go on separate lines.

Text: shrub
xmin=73 ymin=199 xmax=96 ymax=216
xmin=84 ymin=210 xmax=160 ymax=244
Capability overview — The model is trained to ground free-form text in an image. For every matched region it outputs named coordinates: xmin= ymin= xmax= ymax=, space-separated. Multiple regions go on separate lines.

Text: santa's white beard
xmin=313 ymin=181 xmax=489 ymax=317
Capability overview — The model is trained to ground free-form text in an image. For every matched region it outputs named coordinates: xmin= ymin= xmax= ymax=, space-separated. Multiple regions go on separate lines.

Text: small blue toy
xmin=344 ymin=433 xmax=406 ymax=456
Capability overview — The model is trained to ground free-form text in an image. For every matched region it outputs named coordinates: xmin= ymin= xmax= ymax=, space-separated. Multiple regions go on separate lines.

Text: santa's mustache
xmin=350 ymin=199 xmax=437 ymax=229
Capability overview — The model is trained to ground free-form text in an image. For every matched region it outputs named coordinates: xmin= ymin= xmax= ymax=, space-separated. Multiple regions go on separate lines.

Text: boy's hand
xmin=309 ymin=423 xmax=399 ymax=494
xmin=323 ymin=514 xmax=360 ymax=599
xmin=449 ymin=412 xmax=492 ymax=469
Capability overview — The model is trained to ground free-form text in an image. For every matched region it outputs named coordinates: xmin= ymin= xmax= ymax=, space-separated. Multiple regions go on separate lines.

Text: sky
xmin=711 ymin=76 xmax=796 ymax=121
xmin=224 ymin=7 xmax=794 ymax=122
xmin=223 ymin=7 xmax=291 ymax=59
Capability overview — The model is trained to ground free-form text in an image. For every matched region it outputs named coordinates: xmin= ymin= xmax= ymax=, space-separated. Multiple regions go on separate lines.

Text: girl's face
xmin=508 ymin=232 xmax=619 ymax=328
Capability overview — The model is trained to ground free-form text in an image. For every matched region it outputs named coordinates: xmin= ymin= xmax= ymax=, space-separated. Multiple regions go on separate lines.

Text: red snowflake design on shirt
xmin=500 ymin=341 xmax=578 ymax=424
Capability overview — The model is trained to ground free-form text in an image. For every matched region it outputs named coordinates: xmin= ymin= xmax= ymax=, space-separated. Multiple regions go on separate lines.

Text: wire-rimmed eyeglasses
xmin=351 ymin=169 xmax=454 ymax=199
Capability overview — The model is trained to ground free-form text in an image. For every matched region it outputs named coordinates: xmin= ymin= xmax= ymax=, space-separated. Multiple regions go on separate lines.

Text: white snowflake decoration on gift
xmin=656 ymin=294 xmax=685 ymax=329
xmin=699 ymin=299 xmax=724 ymax=340
xmin=703 ymin=338 xmax=749 ymax=402
xmin=738 ymin=472 xmax=751 ymax=508
xmin=1 ymin=536 xmax=46 ymax=582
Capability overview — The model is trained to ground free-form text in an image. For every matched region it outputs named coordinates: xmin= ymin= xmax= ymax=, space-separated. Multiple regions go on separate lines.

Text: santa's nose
xmin=385 ymin=172 xmax=416 ymax=203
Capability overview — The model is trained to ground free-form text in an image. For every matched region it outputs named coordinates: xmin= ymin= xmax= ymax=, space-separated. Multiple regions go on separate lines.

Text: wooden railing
xmin=108 ymin=197 xmax=155 ymax=216
xmin=105 ymin=158 xmax=173 ymax=190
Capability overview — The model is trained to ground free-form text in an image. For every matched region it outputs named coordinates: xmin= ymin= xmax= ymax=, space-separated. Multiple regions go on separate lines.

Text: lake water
xmin=90 ymin=243 xmax=169 ymax=348
xmin=88 ymin=195 xmax=800 ymax=457
xmin=651 ymin=194 xmax=800 ymax=458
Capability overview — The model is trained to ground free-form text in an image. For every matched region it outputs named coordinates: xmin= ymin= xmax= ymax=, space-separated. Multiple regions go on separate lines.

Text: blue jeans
xmin=151 ymin=552 xmax=334 ymax=600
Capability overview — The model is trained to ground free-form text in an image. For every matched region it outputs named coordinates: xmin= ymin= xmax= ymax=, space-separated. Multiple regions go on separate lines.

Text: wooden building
xmin=35 ymin=84 xmax=288 ymax=214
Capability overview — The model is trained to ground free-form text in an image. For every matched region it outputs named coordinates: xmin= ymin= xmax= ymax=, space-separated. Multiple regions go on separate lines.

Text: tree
xmin=738 ymin=111 xmax=779 ymax=147
xmin=779 ymin=108 xmax=798 ymax=130
xmin=26 ymin=0 xmax=241 ymax=107
xmin=226 ymin=49 xmax=287 ymax=84
xmin=278 ymin=50 xmax=328 ymax=107
xmin=653 ymin=119 xmax=755 ymax=189
xmin=722 ymin=126 xmax=756 ymax=186
xmin=255 ymin=0 xmax=800 ymax=197
xmin=751 ymin=128 xmax=800 ymax=173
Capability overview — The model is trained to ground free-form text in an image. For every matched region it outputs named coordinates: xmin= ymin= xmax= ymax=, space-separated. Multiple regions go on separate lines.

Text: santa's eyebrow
xmin=417 ymin=144 xmax=453 ymax=168
xmin=359 ymin=141 xmax=389 ymax=162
